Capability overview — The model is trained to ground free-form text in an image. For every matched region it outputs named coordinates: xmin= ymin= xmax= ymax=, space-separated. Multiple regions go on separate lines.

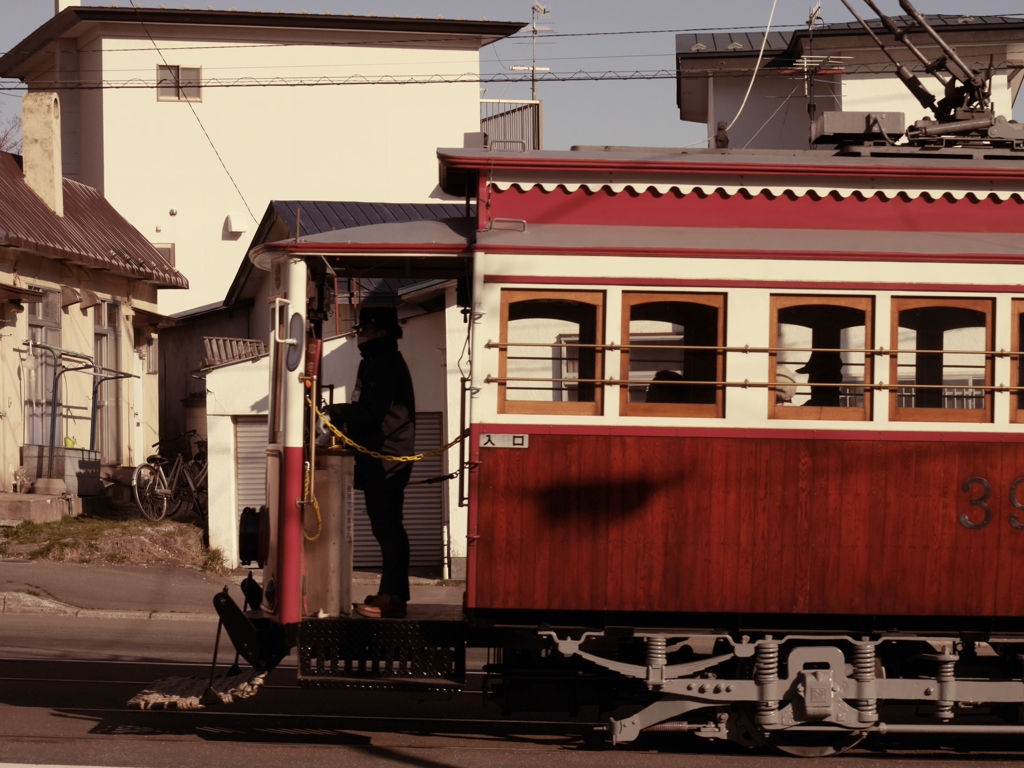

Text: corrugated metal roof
xmin=272 ymin=200 xmax=469 ymax=238
xmin=0 ymin=152 xmax=187 ymax=288
xmin=296 ymin=217 xmax=473 ymax=247
xmin=224 ymin=201 xmax=473 ymax=306
xmin=677 ymin=14 xmax=1024 ymax=57
xmin=821 ymin=14 xmax=1024 ymax=32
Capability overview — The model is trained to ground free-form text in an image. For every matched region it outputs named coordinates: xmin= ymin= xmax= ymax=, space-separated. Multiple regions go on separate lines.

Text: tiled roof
xmin=0 ymin=152 xmax=187 ymax=288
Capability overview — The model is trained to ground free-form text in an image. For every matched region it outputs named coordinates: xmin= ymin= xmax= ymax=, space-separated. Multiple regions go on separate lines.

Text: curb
xmin=0 ymin=591 xmax=217 ymax=621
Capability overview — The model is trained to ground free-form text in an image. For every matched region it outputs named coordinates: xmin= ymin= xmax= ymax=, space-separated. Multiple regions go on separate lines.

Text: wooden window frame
xmin=1013 ymin=299 xmax=1024 ymax=424
xmin=769 ymin=295 xmax=873 ymax=422
xmin=498 ymin=289 xmax=604 ymax=416
xmin=619 ymin=291 xmax=725 ymax=418
xmin=890 ymin=296 xmax=993 ymax=424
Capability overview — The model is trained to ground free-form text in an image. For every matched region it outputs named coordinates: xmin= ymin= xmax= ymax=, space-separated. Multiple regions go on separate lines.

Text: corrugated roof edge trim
xmin=489 ymin=180 xmax=1024 ymax=203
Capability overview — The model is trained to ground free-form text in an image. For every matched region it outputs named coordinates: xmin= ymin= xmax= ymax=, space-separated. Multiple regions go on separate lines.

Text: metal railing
xmin=481 ymin=100 xmax=543 ymax=150
xmin=485 ymin=341 xmax=1016 ymax=398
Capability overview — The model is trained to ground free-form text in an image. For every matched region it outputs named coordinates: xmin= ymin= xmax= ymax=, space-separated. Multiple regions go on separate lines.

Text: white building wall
xmin=706 ymin=75 xmax=827 ymax=150
xmin=58 ymin=25 xmax=484 ymax=315
xmin=206 ymin=356 xmax=267 ymax=568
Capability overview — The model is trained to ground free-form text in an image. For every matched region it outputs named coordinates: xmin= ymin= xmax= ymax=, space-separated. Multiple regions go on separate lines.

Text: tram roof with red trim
xmin=248 ymin=144 xmax=1024 ymax=273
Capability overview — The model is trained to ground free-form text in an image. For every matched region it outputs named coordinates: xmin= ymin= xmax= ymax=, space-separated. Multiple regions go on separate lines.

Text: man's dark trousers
xmin=362 ymin=464 xmax=412 ymax=603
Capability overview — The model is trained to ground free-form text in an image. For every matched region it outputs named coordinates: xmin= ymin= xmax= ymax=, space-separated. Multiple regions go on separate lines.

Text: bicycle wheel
xmin=133 ymin=463 xmax=167 ymax=521
xmin=192 ymin=487 xmax=208 ymax=521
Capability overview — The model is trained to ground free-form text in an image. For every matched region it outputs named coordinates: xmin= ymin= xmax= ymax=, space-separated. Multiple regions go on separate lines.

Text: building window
xmin=147 ymin=334 xmax=159 ymax=375
xmin=153 ymin=243 xmax=175 ymax=266
xmin=94 ymin=301 xmax=122 ymax=462
xmin=497 ymin=289 xmax=604 ymax=416
xmin=890 ymin=297 xmax=993 ymax=423
xmin=619 ymin=292 xmax=725 ymax=418
xmin=25 ymin=289 xmax=62 ymax=446
xmin=770 ymin=295 xmax=873 ymax=421
xmin=157 ymin=65 xmax=201 ymax=102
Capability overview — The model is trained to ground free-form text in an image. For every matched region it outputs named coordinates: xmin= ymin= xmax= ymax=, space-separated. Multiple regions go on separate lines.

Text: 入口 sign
xmin=479 ymin=434 xmax=530 ymax=449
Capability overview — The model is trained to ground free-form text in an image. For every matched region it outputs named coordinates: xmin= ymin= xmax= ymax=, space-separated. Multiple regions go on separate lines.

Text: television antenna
xmin=509 ymin=3 xmax=551 ymax=101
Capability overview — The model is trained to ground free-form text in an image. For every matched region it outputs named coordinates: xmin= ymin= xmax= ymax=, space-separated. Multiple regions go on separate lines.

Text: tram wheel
xmin=764 ymin=729 xmax=864 ymax=757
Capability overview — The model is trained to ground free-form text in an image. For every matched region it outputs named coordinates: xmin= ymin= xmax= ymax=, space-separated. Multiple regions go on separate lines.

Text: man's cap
xmin=796 ymin=351 xmax=843 ymax=374
xmin=353 ymin=306 xmax=400 ymax=330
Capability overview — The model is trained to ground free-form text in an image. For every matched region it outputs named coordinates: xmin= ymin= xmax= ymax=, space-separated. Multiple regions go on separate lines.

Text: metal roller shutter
xmin=353 ymin=412 xmax=444 ymax=569
xmin=235 ymin=416 xmax=268 ymax=525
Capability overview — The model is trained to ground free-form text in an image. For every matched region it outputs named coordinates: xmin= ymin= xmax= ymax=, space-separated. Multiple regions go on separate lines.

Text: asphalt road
xmin=3 ymin=615 xmax=1024 ymax=768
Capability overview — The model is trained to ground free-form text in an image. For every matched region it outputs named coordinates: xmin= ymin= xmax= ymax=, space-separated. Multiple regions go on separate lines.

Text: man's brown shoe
xmin=356 ymin=594 xmax=407 ymax=618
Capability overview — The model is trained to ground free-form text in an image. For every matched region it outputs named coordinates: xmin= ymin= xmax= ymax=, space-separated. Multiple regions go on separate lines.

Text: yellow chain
xmin=308 ymin=398 xmax=468 ymax=462
xmin=301 ymin=461 xmax=322 ymax=543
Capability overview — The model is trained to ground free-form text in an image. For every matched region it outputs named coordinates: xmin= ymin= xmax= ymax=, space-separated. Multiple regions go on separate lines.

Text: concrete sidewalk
xmin=0 ymin=559 xmax=463 ymax=621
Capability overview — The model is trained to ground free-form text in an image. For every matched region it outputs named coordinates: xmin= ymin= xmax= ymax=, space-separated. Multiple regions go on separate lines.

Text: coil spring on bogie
xmin=853 ymin=642 xmax=878 ymax=719
xmin=853 ymin=643 xmax=875 ymax=681
xmin=755 ymin=642 xmax=780 ymax=717
xmin=754 ymin=643 xmax=779 ymax=683
xmin=646 ymin=636 xmax=667 ymax=668
xmin=936 ymin=656 xmax=956 ymax=721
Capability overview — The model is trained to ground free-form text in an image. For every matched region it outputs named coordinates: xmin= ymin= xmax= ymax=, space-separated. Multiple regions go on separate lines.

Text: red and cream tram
xmin=225 ymin=134 xmax=1024 ymax=755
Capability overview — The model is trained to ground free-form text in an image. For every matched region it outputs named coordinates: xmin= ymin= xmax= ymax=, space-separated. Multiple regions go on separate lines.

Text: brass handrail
xmin=486 ymin=340 xmax=1013 ymax=356
xmin=486 ymin=375 xmax=1016 ymax=392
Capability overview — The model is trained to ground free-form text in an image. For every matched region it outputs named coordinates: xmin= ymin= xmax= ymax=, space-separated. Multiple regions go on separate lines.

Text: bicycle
xmin=132 ymin=431 xmax=209 ymax=521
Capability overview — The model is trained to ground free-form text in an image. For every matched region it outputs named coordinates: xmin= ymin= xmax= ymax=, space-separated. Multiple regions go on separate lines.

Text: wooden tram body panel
xmin=470 ymin=428 xmax=1024 ymax=617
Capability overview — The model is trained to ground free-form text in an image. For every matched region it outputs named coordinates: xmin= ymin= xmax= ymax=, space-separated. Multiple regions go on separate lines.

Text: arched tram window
xmin=619 ymin=292 xmax=725 ymax=418
xmin=770 ymin=296 xmax=873 ymax=422
xmin=891 ymin=297 xmax=993 ymax=423
xmin=497 ymin=290 xmax=604 ymax=416
xmin=490 ymin=291 xmax=998 ymax=423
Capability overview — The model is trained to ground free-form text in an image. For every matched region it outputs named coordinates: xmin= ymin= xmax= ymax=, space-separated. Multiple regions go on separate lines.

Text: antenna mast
xmin=531 ymin=3 xmax=549 ymax=101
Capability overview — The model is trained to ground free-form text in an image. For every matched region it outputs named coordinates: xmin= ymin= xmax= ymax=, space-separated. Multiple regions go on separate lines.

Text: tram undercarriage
xmin=170 ymin=593 xmax=1024 ymax=757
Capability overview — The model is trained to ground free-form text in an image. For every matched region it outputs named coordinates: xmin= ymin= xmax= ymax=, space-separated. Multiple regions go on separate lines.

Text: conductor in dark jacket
xmin=325 ymin=306 xmax=415 ymax=618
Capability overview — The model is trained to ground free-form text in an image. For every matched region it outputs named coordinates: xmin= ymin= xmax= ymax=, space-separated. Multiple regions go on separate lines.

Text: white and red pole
xmin=263 ymin=254 xmax=309 ymax=625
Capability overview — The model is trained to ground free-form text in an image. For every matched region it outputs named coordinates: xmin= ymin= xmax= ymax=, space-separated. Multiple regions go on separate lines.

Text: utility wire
xmin=129 ymin=4 xmax=257 ymax=224
xmin=47 ymin=50 xmax=678 ymax=76
xmin=0 ymin=21 xmax=819 ymax=58
xmin=3 ymin=58 xmax=1014 ymax=93
xmin=726 ymin=0 xmax=780 ymax=132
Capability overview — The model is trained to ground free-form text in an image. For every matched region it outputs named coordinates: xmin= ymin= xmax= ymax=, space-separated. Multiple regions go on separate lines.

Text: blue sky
xmin=1 ymin=1 xmax=1023 ymax=149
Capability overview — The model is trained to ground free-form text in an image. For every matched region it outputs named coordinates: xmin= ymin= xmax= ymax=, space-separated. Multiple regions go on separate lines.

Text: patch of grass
xmin=0 ymin=511 xmax=224 ymax=573
xmin=201 ymin=548 xmax=227 ymax=574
